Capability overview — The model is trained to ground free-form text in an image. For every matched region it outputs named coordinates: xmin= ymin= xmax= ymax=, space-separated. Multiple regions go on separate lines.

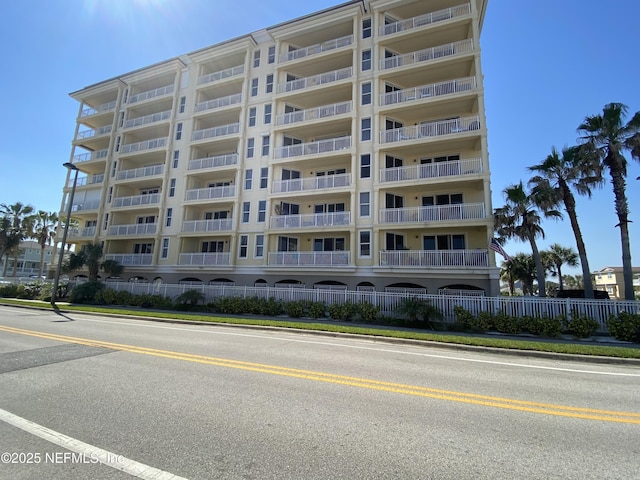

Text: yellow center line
xmin=2 ymin=325 xmax=639 ymax=424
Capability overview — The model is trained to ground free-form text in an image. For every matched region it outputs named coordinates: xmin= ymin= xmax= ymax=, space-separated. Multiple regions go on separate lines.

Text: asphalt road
xmin=0 ymin=305 xmax=639 ymax=479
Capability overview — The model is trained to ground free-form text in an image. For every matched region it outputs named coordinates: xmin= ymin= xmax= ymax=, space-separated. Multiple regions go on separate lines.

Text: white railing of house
xmin=185 ymin=185 xmax=236 ymax=201
xmin=116 ymin=165 xmax=164 ymax=181
xmin=380 ymin=3 xmax=471 ymax=36
xmin=380 ymin=116 xmax=480 ymax=144
xmin=68 ymin=226 xmax=97 ymax=238
xmin=70 ymin=200 xmax=100 ymax=212
xmin=270 ymin=212 xmax=351 ymax=229
xmin=276 ymin=101 xmax=352 ymax=126
xmin=380 ymin=249 xmax=488 ymax=267
xmin=194 ymin=93 xmax=242 ymax=113
xmin=380 ymin=158 xmax=482 ymax=183
xmin=277 ymin=67 xmax=353 ymax=94
xmin=112 ymin=193 xmax=161 ymax=208
xmin=380 ymin=39 xmax=474 ymax=70
xmin=73 ymin=149 xmax=108 ymax=163
xmin=380 ymin=203 xmax=485 ymax=223
xmin=120 ymin=137 xmax=168 ymax=154
xmin=128 ymin=85 xmax=174 ymax=104
xmin=380 ymin=77 xmax=476 ymax=106
xmin=124 ymin=110 xmax=172 ymax=129
xmin=75 ymin=125 xmax=112 ymax=140
xmin=197 ymin=65 xmax=245 ymax=86
xmin=272 ymin=173 xmax=351 ymax=193
xmin=108 ymin=223 xmax=157 ymax=236
xmin=268 ymin=251 xmax=350 ymax=266
xmin=178 ymin=252 xmax=231 ymax=266
xmin=73 ymin=173 xmax=105 ymax=187
xmin=81 ymin=100 xmax=117 ymax=117
xmin=275 ymin=136 xmax=352 ymax=159
xmin=280 ymin=34 xmax=354 ymax=62
xmin=188 ymin=153 xmax=238 ymax=171
xmin=191 ymin=123 xmax=240 ymax=141
xmin=181 ymin=219 xmax=233 ymax=233
xmin=104 ymin=254 xmax=153 ymax=265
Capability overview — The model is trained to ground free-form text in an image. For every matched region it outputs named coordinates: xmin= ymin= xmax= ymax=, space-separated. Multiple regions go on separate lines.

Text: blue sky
xmin=0 ymin=0 xmax=638 ymax=275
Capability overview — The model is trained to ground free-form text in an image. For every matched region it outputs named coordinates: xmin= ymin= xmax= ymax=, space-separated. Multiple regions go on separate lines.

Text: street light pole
xmin=51 ymin=162 xmax=79 ymax=309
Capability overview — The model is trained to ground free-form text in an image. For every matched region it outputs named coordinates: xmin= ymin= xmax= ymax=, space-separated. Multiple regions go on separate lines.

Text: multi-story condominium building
xmin=59 ymin=0 xmax=498 ymax=295
xmin=0 ymin=240 xmax=55 ymax=278
xmin=593 ymin=267 xmax=640 ymax=300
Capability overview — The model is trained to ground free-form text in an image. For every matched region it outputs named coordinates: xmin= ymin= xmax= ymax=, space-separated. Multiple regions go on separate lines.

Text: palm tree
xmin=578 ymin=102 xmax=640 ymax=300
xmin=30 ymin=210 xmax=59 ymax=279
xmin=528 ymin=146 xmax=602 ymax=298
xmin=64 ymin=241 xmax=123 ymax=282
xmin=0 ymin=202 xmax=35 ymax=276
xmin=499 ymin=260 xmax=517 ymax=296
xmin=494 ymin=182 xmax=562 ymax=297
xmin=509 ymin=253 xmax=537 ymax=296
xmin=543 ymin=244 xmax=579 ymax=291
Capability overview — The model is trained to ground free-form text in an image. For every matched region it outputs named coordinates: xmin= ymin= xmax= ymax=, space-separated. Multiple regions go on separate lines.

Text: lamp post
xmin=51 ymin=162 xmax=79 ymax=308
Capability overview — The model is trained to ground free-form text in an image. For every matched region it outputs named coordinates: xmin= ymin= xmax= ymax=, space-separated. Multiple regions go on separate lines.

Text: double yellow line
xmin=2 ymin=325 xmax=639 ymax=424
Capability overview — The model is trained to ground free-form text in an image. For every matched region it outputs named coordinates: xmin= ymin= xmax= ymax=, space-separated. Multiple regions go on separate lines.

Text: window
xmin=361 ymin=117 xmax=371 ymax=141
xmin=242 ymin=202 xmax=250 ymax=223
xmin=173 ymin=150 xmax=179 ymax=168
xmin=361 ymin=82 xmax=372 ymax=105
xmin=175 ymin=123 xmax=183 ymax=140
xmin=422 ymin=193 xmax=463 ymax=206
xmin=245 ymin=169 xmax=253 ymax=190
xmin=359 ymin=231 xmax=371 ymax=257
xmin=424 ymin=235 xmax=465 ymax=250
xmin=260 ymin=167 xmax=268 ymax=188
xmin=165 ymin=208 xmax=173 ymax=227
xmin=119 ymin=111 xmax=124 ymax=128
xmin=255 ymin=234 xmax=264 ymax=258
xmin=386 ymin=233 xmax=404 ymax=250
xmin=362 ymin=49 xmax=372 ymax=71
xmin=277 ymin=236 xmax=298 ymax=252
xmin=266 ymin=74 xmax=274 ymax=93
xmin=261 ymin=136 xmax=270 ymax=156
xmin=239 ymin=235 xmax=249 ymax=258
xmin=107 ymin=187 xmax=113 ymax=203
xmin=253 ymin=50 xmax=260 ymax=68
xmin=360 ymin=154 xmax=371 ymax=178
xmin=201 ymin=241 xmax=224 ymax=253
xmin=362 ymin=18 xmax=372 ymax=38
xmin=359 ymin=192 xmax=370 ymax=217
xmin=179 ymin=96 xmax=186 ymax=113
xmin=258 ymin=200 xmax=266 ymax=222
xmin=115 ymin=136 xmax=120 ymax=152
xmin=313 ymin=237 xmax=345 ymax=252
xmin=247 ymin=138 xmax=255 ymax=158
xmin=248 ymin=107 xmax=256 ymax=127
xmin=169 ymin=178 xmax=176 ymax=197
xmin=385 ymin=193 xmax=404 ymax=208
xmin=134 ymin=243 xmax=153 ymax=254
xmin=264 ymin=104 xmax=272 ymax=124
xmin=111 ymin=161 xmax=117 ymax=177
xmin=268 ymin=46 xmax=276 ymax=64
xmin=251 ymin=78 xmax=259 ymax=96
xmin=103 ymin=213 xmax=109 ymax=230
xmin=161 ymin=238 xmax=169 ymax=258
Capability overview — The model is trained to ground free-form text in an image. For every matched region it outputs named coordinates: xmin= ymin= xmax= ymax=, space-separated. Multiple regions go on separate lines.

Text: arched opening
xmin=275 ymin=279 xmax=305 ymax=289
xmin=384 ymin=282 xmax=426 ymax=294
xmin=254 ymin=279 xmax=268 ymax=287
xmin=356 ymin=281 xmax=375 ymax=292
xmin=179 ymin=277 xmax=203 ymax=285
xmin=314 ymin=280 xmax=347 ymax=290
xmin=208 ymin=278 xmax=235 ymax=286
xmin=128 ymin=276 xmax=148 ymax=283
xmin=438 ymin=284 xmax=485 ymax=296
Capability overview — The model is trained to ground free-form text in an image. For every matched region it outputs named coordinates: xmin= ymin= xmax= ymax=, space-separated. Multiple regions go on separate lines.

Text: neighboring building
xmin=0 ymin=240 xmax=55 ymax=278
xmin=58 ymin=0 xmax=497 ymax=294
xmin=592 ymin=267 xmax=640 ymax=300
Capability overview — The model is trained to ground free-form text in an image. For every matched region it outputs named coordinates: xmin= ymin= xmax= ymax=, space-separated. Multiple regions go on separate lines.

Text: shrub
xmin=564 ymin=312 xmax=600 ymax=339
xmin=174 ymin=289 xmax=205 ymax=311
xmin=492 ymin=311 xmax=521 ymax=335
xmin=214 ymin=296 xmax=245 ymax=314
xmin=115 ymin=290 xmax=134 ymax=306
xmin=0 ymin=283 xmax=20 ymax=298
xmin=328 ymin=302 xmax=357 ymax=321
xmin=396 ymin=298 xmax=442 ymax=328
xmin=69 ymin=281 xmax=104 ymax=304
xmin=453 ymin=306 xmax=491 ymax=332
xmin=523 ymin=316 xmax=562 ymax=338
xmin=284 ymin=301 xmax=305 ymax=318
xmin=306 ymin=301 xmax=326 ymax=319
xmin=95 ymin=288 xmax=118 ymax=305
xmin=355 ymin=302 xmax=379 ymax=323
xmin=607 ymin=312 xmax=640 ymax=343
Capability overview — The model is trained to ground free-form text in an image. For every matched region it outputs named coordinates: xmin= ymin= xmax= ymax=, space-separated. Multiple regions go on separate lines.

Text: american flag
xmin=489 ymin=238 xmax=511 ymax=262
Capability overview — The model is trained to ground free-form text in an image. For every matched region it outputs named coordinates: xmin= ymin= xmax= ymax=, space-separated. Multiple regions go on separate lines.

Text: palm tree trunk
xmin=528 ymin=235 xmax=546 ymax=297
xmin=38 ymin=246 xmax=45 ymax=278
xmin=557 ymin=265 xmax=564 ymax=291
xmin=11 ymin=251 xmax=18 ymax=277
xmin=609 ymin=168 xmax=634 ymax=300
xmin=563 ymin=194 xmax=594 ymax=298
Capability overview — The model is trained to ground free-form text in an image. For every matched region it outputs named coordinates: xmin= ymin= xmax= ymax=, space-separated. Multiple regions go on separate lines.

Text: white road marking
xmin=0 ymin=407 xmax=189 ymax=479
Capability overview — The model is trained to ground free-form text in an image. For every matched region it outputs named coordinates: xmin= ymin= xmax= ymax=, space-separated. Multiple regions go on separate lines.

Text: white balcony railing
xmin=128 ymin=85 xmax=174 ymax=104
xmin=108 ymin=223 xmax=158 ymax=236
xmin=104 ymin=254 xmax=153 ymax=266
xmin=69 ymin=201 xmax=100 ymax=212
xmin=116 ymin=165 xmax=164 ymax=181
xmin=124 ymin=110 xmax=172 ymax=129
xmin=268 ymin=251 xmax=350 ymax=266
xmin=280 ymin=34 xmax=354 ymax=62
xmin=270 ymin=212 xmax=351 ymax=229
xmin=188 ymin=153 xmax=238 ymax=171
xmin=380 ymin=39 xmax=474 ymax=70
xmin=380 ymin=158 xmax=482 ymax=183
xmin=379 ymin=3 xmax=471 ymax=36
xmin=73 ymin=174 xmax=105 ymax=187
xmin=277 ymin=67 xmax=353 ymax=94
xmin=178 ymin=252 xmax=231 ymax=266
xmin=191 ymin=123 xmax=240 ymax=142
xmin=120 ymin=137 xmax=168 ymax=154
xmin=272 ymin=173 xmax=351 ymax=193
xmin=380 ymin=116 xmax=480 ymax=144
xmin=380 ymin=77 xmax=476 ymax=106
xmin=380 ymin=249 xmax=488 ymax=267
xmin=379 ymin=203 xmax=485 ymax=224
xmin=275 ymin=136 xmax=352 ymax=159
xmin=68 ymin=226 xmax=97 ymax=238
xmin=112 ymin=193 xmax=161 ymax=208
xmin=75 ymin=125 xmax=112 ymax=140
xmin=275 ymin=101 xmax=352 ymax=126
xmin=73 ymin=149 xmax=108 ymax=163
xmin=185 ymin=185 xmax=236 ymax=202
xmin=80 ymin=100 xmax=117 ymax=117
xmin=181 ymin=219 xmax=233 ymax=233
xmin=197 ymin=65 xmax=245 ymax=86
xmin=194 ymin=93 xmax=242 ymax=113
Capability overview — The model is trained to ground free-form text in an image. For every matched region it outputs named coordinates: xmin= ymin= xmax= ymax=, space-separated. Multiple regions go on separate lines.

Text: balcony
xmin=108 ymin=223 xmax=158 ymax=236
xmin=380 ymin=116 xmax=480 ymax=144
xmin=268 ymin=251 xmax=350 ymax=267
xmin=194 ymin=93 xmax=242 ymax=113
xmin=120 ymin=137 xmax=168 ymax=154
xmin=124 ymin=110 xmax=171 ymax=129
xmin=70 ymin=201 xmax=100 ymax=212
xmin=68 ymin=226 xmax=97 ymax=238
xmin=185 ymin=185 xmax=236 ymax=202
xmin=275 ymin=136 xmax=351 ymax=160
xmin=73 ymin=149 xmax=108 ymax=164
xmin=270 ymin=212 xmax=351 ymax=230
xmin=197 ymin=65 xmax=245 ymax=86
xmin=272 ymin=173 xmax=351 ymax=194
xmin=380 ymin=203 xmax=486 ymax=224
xmin=128 ymin=85 xmax=174 ymax=104
xmin=191 ymin=123 xmax=240 ymax=142
xmin=379 ymin=3 xmax=471 ymax=36
xmin=181 ymin=219 xmax=233 ymax=233
xmin=178 ymin=252 xmax=231 ymax=266
xmin=112 ymin=193 xmax=161 ymax=208
xmin=188 ymin=153 xmax=238 ymax=171
xmin=80 ymin=101 xmax=117 ymax=118
xmin=104 ymin=254 xmax=153 ymax=266
xmin=116 ymin=165 xmax=164 ymax=181
xmin=379 ymin=249 xmax=488 ymax=268
xmin=75 ymin=125 xmax=112 ymax=141
xmin=277 ymin=67 xmax=352 ymax=94
xmin=275 ymin=101 xmax=352 ymax=127
xmin=380 ymin=77 xmax=476 ymax=107
xmin=380 ymin=39 xmax=474 ymax=71
xmin=73 ymin=174 xmax=105 ymax=187
xmin=279 ymin=34 xmax=353 ymax=63
xmin=380 ymin=158 xmax=482 ymax=183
